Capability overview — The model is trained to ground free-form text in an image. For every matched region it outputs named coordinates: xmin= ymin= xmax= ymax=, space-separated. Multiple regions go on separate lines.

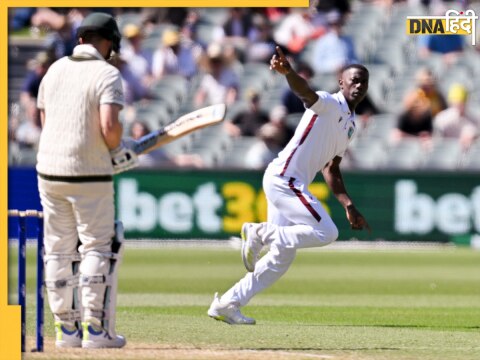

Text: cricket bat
xmin=130 ymin=104 xmax=227 ymax=155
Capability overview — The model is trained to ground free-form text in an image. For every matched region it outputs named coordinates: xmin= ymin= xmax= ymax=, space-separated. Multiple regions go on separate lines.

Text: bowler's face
xmin=340 ymin=68 xmax=369 ymax=106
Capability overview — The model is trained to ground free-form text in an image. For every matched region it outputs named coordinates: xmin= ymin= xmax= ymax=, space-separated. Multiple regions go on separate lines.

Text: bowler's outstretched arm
xmin=270 ymin=46 xmax=319 ymax=108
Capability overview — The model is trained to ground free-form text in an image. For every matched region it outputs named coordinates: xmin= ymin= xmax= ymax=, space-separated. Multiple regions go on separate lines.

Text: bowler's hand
xmin=346 ymin=204 xmax=371 ymax=233
xmin=270 ymin=46 xmax=292 ymax=75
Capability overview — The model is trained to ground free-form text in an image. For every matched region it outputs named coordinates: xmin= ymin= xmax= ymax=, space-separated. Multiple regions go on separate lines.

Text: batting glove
xmin=110 ymin=141 xmax=139 ymax=174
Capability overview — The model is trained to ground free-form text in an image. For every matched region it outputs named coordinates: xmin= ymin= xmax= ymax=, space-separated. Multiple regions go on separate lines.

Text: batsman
xmin=36 ymin=13 xmax=138 ymax=348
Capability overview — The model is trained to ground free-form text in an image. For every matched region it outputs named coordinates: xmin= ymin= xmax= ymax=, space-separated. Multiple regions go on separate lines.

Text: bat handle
xmin=133 ymin=129 xmax=165 ymax=154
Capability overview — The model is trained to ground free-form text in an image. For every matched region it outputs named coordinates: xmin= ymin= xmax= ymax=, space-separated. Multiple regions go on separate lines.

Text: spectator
xmin=152 ymin=28 xmax=202 ymax=80
xmin=417 ymin=34 xmax=464 ymax=66
xmin=110 ymin=55 xmax=152 ymax=106
xmin=314 ymin=0 xmax=351 ymax=26
xmin=139 ymin=8 xmax=188 ymax=32
xmin=245 ymin=123 xmax=285 ymax=169
xmin=417 ymin=5 xmax=464 ymax=66
xmin=165 ymin=8 xmax=189 ymax=27
xmin=415 ymin=68 xmax=447 ymax=117
xmin=281 ymin=62 xmax=314 ymax=114
xmin=121 ymin=23 xmax=154 ymax=86
xmin=246 ymin=13 xmax=276 ymax=63
xmin=311 ymin=10 xmax=357 ymax=74
xmin=10 ymin=7 xmax=36 ymax=31
xmin=273 ymin=8 xmax=325 ymax=55
xmin=223 ymin=8 xmax=253 ymax=39
xmin=15 ymin=51 xmax=53 ymax=151
xmin=224 ymin=90 xmax=269 ymax=137
xmin=130 ymin=120 xmax=203 ymax=168
xmin=31 ymin=8 xmax=78 ymax=58
xmin=138 ymin=8 xmax=168 ymax=35
xmin=390 ymin=68 xmax=447 ymax=144
xmin=184 ymin=9 xmax=224 ymax=49
xmin=264 ymin=8 xmax=289 ymax=24
xmin=433 ymin=84 xmax=479 ymax=150
xmin=19 ymin=51 xmax=53 ymax=128
xmin=268 ymin=105 xmax=294 ymax=147
xmin=319 ymin=0 xmax=350 ymax=12
xmin=222 ymin=42 xmax=244 ymax=77
xmin=222 ymin=8 xmax=256 ymax=60
xmin=194 ymin=43 xmax=239 ymax=107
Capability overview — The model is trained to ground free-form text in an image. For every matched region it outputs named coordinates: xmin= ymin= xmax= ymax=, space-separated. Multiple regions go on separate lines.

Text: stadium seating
xmin=348 ymin=137 xmax=386 ymax=170
xmin=383 ymin=138 xmax=424 ymax=170
xmin=7 ymin=5 xmax=480 ymax=170
xmin=187 ymin=124 xmax=233 ymax=167
xmin=219 ymin=136 xmax=258 ymax=168
xmin=421 ymin=139 xmax=463 ymax=170
xmin=461 ymin=141 xmax=480 ymax=170
xmin=362 ymin=114 xmax=396 ymax=141
xmin=134 ymin=103 xmax=172 ymax=129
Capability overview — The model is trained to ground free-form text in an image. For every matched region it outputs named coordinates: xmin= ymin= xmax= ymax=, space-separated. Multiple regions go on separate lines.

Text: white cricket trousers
xmin=38 ymin=177 xmax=115 ymax=324
xmin=221 ymin=173 xmax=338 ymax=307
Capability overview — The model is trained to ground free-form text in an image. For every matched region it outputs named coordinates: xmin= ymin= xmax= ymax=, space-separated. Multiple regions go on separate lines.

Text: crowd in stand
xmin=8 ymin=2 xmax=480 ymax=170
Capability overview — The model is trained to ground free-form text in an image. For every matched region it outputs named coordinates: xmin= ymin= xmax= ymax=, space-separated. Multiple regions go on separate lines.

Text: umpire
xmin=36 ymin=13 xmax=129 ymax=348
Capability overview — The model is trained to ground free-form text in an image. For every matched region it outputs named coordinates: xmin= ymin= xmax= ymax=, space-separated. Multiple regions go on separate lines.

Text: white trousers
xmin=221 ymin=173 xmax=338 ymax=307
xmin=38 ymin=177 xmax=115 ymax=324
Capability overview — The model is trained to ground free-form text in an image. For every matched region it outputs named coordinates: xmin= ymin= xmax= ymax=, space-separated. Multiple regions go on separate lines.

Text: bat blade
xmin=131 ymin=103 xmax=227 ymax=155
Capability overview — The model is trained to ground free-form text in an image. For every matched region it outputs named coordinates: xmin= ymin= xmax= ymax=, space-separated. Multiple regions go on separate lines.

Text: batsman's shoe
xmin=207 ymin=292 xmax=256 ymax=325
xmin=81 ymin=322 xmax=126 ymax=349
xmin=55 ymin=322 xmax=82 ymax=348
xmin=241 ymin=222 xmax=263 ymax=272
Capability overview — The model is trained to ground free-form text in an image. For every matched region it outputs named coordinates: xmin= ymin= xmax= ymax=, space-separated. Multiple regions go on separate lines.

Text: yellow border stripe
xmin=1 ymin=1 xmax=21 ymax=359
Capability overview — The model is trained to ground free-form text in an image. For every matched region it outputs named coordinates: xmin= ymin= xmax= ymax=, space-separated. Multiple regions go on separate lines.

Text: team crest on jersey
xmin=114 ymin=89 xmax=123 ymax=100
xmin=347 ymin=126 xmax=354 ymax=139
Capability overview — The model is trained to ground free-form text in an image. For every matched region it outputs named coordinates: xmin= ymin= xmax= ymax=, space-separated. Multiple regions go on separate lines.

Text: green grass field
xmin=8 ymin=245 xmax=480 ymax=360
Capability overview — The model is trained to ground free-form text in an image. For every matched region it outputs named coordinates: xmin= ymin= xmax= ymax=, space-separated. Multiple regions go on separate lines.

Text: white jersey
xmin=266 ymin=91 xmax=356 ymax=185
xmin=37 ymin=45 xmax=124 ymax=176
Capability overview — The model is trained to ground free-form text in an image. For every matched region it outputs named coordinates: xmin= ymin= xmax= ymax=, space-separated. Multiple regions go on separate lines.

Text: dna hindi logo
xmin=406 ymin=9 xmax=478 ymax=45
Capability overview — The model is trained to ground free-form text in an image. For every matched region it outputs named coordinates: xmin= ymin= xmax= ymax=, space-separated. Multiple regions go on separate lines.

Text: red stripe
xmin=280 ymin=114 xmax=317 ymax=176
xmin=288 ymin=178 xmax=321 ymax=222
xmin=299 ymin=114 xmax=317 ymax=145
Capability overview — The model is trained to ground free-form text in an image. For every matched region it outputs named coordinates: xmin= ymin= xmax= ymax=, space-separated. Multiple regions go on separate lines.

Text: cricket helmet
xmin=76 ymin=12 xmax=121 ymax=53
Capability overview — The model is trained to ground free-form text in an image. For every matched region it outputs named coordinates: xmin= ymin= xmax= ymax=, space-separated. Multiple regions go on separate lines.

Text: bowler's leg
xmin=221 ymin=241 xmax=296 ymax=307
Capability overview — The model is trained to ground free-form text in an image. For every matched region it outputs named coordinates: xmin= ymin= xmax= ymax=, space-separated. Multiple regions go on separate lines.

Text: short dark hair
xmin=341 ymin=63 xmax=369 ymax=75
xmin=79 ymin=31 xmax=105 ymax=45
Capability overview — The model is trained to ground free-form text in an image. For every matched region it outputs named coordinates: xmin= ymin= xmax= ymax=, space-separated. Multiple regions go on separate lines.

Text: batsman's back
xmin=37 ymin=54 xmax=124 ymax=176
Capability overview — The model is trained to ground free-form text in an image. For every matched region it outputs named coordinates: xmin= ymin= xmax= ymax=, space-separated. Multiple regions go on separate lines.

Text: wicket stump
xmin=8 ymin=209 xmax=44 ymax=352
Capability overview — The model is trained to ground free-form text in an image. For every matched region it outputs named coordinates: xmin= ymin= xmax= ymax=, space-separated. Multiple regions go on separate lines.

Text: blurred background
xmin=7 ymin=1 xmax=480 ymax=245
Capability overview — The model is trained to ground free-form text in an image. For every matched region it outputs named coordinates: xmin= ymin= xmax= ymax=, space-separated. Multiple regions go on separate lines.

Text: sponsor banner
xmin=114 ymin=169 xmax=480 ymax=242
xmin=7 ymin=167 xmax=479 ymax=242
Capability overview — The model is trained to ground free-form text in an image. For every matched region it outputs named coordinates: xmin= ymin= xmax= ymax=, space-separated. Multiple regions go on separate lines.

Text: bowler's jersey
xmin=266 ymin=91 xmax=356 ymax=185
